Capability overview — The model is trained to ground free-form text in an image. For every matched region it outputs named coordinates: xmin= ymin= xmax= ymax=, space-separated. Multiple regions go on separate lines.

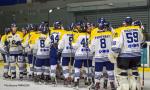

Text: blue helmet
xmin=5 ymin=28 xmax=11 ymax=34
xmin=133 ymin=20 xmax=142 ymax=26
xmin=97 ymin=18 xmax=106 ymax=24
xmin=11 ymin=23 xmax=17 ymax=27
xmin=80 ymin=23 xmax=88 ymax=32
xmin=26 ymin=24 xmax=36 ymax=31
xmin=98 ymin=23 xmax=105 ymax=30
xmin=38 ymin=24 xmax=48 ymax=34
xmin=68 ymin=23 xmax=75 ymax=30
xmin=76 ymin=21 xmax=84 ymax=26
xmin=124 ymin=17 xmax=133 ymax=25
xmin=40 ymin=21 xmax=49 ymax=27
xmin=53 ymin=21 xmax=62 ymax=29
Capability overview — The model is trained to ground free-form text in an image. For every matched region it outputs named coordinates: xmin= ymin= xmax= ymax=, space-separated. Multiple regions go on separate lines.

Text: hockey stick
xmin=83 ymin=17 xmax=94 ymax=89
xmin=83 ymin=23 xmax=92 ymax=90
xmin=141 ymin=42 xmax=147 ymax=89
xmin=69 ymin=23 xmax=74 ymax=76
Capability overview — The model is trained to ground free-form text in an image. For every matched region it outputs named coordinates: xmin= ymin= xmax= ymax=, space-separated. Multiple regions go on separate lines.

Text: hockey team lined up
xmin=0 ymin=17 xmax=146 ymax=90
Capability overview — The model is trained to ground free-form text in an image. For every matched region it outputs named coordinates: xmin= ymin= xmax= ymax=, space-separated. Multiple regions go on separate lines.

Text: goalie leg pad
xmin=117 ymin=71 xmax=130 ymax=90
xmin=130 ymin=67 xmax=141 ymax=90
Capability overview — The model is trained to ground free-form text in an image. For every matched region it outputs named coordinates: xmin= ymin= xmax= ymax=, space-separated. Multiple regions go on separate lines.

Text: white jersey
xmin=7 ymin=32 xmax=22 ymax=54
xmin=112 ymin=26 xmax=144 ymax=57
xmin=58 ymin=31 xmax=74 ymax=57
xmin=73 ymin=33 xmax=92 ymax=59
xmin=35 ymin=33 xmax=50 ymax=59
xmin=90 ymin=31 xmax=112 ymax=62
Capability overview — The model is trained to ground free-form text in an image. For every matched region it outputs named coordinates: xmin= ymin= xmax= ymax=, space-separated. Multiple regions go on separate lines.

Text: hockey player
xmin=22 ymin=24 xmax=37 ymax=78
xmin=27 ymin=25 xmax=41 ymax=80
xmin=109 ymin=17 xmax=144 ymax=90
xmin=20 ymin=27 xmax=28 ymax=77
xmin=33 ymin=24 xmax=50 ymax=83
xmin=1 ymin=28 xmax=11 ymax=78
xmin=90 ymin=22 xmax=116 ymax=90
xmin=74 ymin=21 xmax=82 ymax=33
xmin=45 ymin=21 xmax=65 ymax=84
xmin=73 ymin=23 xmax=93 ymax=89
xmin=6 ymin=23 xmax=24 ymax=79
xmin=91 ymin=18 xmax=106 ymax=41
xmin=58 ymin=24 xmax=75 ymax=85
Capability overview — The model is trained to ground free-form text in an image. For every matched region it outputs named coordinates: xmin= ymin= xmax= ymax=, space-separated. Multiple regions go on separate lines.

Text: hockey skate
xmin=73 ymin=79 xmax=79 ymax=90
xmin=19 ymin=72 xmax=24 ymax=80
xmin=110 ymin=82 xmax=116 ymax=90
xmin=129 ymin=76 xmax=142 ymax=90
xmin=63 ymin=77 xmax=72 ymax=87
xmin=117 ymin=76 xmax=130 ymax=90
xmin=44 ymin=75 xmax=50 ymax=85
xmin=34 ymin=75 xmax=42 ymax=84
xmin=3 ymin=72 xmax=11 ymax=79
xmin=11 ymin=72 xmax=16 ymax=80
xmin=51 ymin=76 xmax=57 ymax=86
xmin=103 ymin=78 xmax=108 ymax=89
xmin=95 ymin=82 xmax=100 ymax=90
xmin=28 ymin=74 xmax=32 ymax=80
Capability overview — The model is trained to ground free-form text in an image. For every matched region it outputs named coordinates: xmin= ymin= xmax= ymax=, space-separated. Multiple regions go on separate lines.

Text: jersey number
xmin=126 ymin=32 xmax=138 ymax=43
xmin=81 ymin=38 xmax=88 ymax=47
xmin=100 ymin=39 xmax=106 ymax=48
xmin=40 ymin=40 xmax=45 ymax=48
xmin=51 ymin=34 xmax=59 ymax=43
xmin=69 ymin=36 xmax=73 ymax=46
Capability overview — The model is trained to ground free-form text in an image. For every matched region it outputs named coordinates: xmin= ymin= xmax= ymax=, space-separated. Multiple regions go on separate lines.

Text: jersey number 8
xmin=40 ymin=40 xmax=45 ymax=48
xmin=100 ymin=38 xmax=106 ymax=48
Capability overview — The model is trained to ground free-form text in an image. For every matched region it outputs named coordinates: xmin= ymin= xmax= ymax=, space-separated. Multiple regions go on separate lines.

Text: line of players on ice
xmin=0 ymin=17 xmax=146 ymax=90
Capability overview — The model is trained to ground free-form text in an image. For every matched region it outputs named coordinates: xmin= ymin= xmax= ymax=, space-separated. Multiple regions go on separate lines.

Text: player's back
xmin=36 ymin=33 xmax=50 ymax=59
xmin=74 ymin=33 xmax=92 ymax=59
xmin=90 ymin=31 xmax=112 ymax=61
xmin=113 ymin=26 xmax=143 ymax=57
xmin=58 ymin=31 xmax=74 ymax=57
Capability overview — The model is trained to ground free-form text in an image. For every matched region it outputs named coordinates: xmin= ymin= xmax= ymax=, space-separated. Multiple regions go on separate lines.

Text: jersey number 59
xmin=126 ymin=32 xmax=138 ymax=43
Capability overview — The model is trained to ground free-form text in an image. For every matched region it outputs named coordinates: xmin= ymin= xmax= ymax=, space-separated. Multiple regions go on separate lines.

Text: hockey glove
xmin=4 ymin=41 xmax=9 ymax=46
